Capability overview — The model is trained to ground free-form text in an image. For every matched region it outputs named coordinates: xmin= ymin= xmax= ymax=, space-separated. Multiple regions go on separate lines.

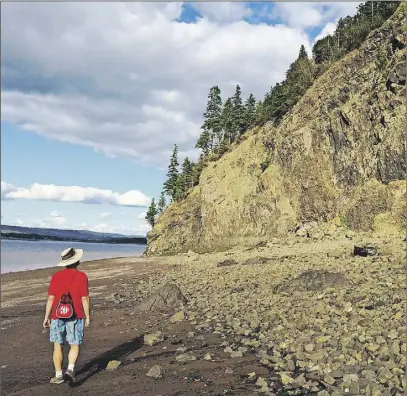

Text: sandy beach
xmin=1 ymin=233 xmax=405 ymax=396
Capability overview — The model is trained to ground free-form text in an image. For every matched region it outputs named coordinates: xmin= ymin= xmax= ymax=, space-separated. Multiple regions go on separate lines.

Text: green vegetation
xmin=145 ymin=198 xmax=158 ymax=227
xmin=153 ymin=1 xmax=400 ymax=221
xmin=157 ymin=191 xmax=166 ymax=214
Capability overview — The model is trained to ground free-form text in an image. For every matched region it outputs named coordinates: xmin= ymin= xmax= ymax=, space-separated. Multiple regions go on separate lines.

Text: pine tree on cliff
xmin=181 ymin=157 xmax=194 ymax=190
xmin=298 ymin=44 xmax=308 ymax=59
xmin=284 ymin=46 xmax=314 ymax=110
xmin=199 ymin=86 xmax=223 ymax=152
xmin=192 ymin=155 xmax=205 ymax=186
xmin=157 ymin=191 xmax=166 ymax=214
xmin=195 ymin=129 xmax=211 ymax=155
xmin=221 ymin=97 xmax=236 ymax=145
xmin=164 ymin=144 xmax=179 ymax=201
xmin=145 ymin=198 xmax=158 ymax=227
xmin=244 ymin=93 xmax=256 ymax=130
xmin=255 ymin=100 xmax=264 ymax=124
xmin=232 ymin=85 xmax=246 ymax=136
xmin=176 ymin=157 xmax=194 ymax=199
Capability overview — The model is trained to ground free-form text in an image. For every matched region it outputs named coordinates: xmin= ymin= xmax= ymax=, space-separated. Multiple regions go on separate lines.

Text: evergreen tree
xmin=145 ymin=198 xmax=158 ymax=227
xmin=284 ymin=47 xmax=314 ymax=110
xmin=177 ymin=157 xmax=194 ymax=198
xmin=298 ymin=44 xmax=308 ymax=59
xmin=157 ymin=191 xmax=166 ymax=214
xmin=232 ymin=85 xmax=246 ymax=136
xmin=201 ymin=86 xmax=223 ymax=151
xmin=192 ymin=155 xmax=205 ymax=186
xmin=221 ymin=97 xmax=236 ymax=145
xmin=163 ymin=144 xmax=179 ymax=201
xmin=182 ymin=158 xmax=194 ymax=190
xmin=255 ymin=100 xmax=264 ymax=124
xmin=244 ymin=93 xmax=256 ymax=130
xmin=195 ymin=129 xmax=211 ymax=155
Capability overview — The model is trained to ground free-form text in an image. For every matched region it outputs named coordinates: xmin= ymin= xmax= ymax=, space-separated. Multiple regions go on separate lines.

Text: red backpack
xmin=55 ymin=272 xmax=77 ymax=320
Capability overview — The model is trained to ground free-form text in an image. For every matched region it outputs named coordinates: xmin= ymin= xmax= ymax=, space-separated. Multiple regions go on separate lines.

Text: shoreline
xmin=2 ymin=234 xmax=405 ymax=395
xmin=0 ymin=255 xmax=146 ymax=275
xmin=1 ymin=240 xmax=147 ymax=274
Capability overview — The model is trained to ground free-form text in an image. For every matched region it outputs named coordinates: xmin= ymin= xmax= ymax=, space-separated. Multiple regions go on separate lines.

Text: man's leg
xmin=64 ymin=319 xmax=84 ymax=382
xmin=68 ymin=344 xmax=80 ymax=368
xmin=53 ymin=342 xmax=63 ymax=372
xmin=49 ymin=319 xmax=65 ymax=384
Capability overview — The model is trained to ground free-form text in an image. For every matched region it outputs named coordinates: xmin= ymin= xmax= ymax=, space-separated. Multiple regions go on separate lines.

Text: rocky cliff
xmin=146 ymin=4 xmax=406 ymax=256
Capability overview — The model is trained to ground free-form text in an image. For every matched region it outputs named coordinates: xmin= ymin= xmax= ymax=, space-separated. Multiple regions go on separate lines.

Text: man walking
xmin=43 ymin=247 xmax=90 ymax=384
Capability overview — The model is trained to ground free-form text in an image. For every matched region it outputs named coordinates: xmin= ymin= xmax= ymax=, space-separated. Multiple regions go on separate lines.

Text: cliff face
xmin=146 ymin=5 xmax=406 ymax=256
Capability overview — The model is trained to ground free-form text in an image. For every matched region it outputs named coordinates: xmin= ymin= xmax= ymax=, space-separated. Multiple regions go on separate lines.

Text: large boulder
xmin=274 ymin=270 xmax=349 ymax=293
xmin=137 ymin=283 xmax=187 ymax=311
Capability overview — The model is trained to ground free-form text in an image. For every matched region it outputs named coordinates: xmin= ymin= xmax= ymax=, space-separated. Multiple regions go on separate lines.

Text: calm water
xmin=1 ymin=239 xmax=146 ymax=273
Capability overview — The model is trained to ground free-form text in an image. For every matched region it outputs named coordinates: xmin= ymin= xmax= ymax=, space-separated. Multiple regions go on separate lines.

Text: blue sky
xmin=1 ymin=2 xmax=360 ymax=235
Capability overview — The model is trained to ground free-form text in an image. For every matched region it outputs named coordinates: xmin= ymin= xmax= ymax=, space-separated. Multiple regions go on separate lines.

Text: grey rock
xmin=176 ymin=352 xmax=197 ymax=363
xmin=137 ymin=283 xmax=187 ymax=311
xmin=217 ymin=259 xmax=238 ymax=267
xmin=146 ymin=365 xmax=165 ymax=379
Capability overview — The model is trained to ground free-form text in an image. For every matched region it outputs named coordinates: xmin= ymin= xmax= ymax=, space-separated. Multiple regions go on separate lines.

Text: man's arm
xmin=82 ymin=296 xmax=91 ymax=327
xmin=81 ymin=275 xmax=90 ymax=327
xmin=43 ymin=295 xmax=55 ymax=328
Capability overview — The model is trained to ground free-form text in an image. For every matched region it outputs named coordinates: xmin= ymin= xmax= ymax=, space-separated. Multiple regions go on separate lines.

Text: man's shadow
xmin=70 ymin=336 xmax=143 ymax=387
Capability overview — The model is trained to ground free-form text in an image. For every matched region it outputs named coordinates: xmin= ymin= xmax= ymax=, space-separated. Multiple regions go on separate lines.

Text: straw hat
xmin=57 ymin=247 xmax=84 ymax=267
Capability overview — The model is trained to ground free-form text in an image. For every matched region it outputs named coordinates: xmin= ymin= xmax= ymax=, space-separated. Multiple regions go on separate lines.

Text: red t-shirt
xmin=48 ymin=268 xmax=88 ymax=320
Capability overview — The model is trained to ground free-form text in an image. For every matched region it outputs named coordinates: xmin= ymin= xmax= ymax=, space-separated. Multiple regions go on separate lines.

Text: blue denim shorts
xmin=50 ymin=318 xmax=84 ymax=345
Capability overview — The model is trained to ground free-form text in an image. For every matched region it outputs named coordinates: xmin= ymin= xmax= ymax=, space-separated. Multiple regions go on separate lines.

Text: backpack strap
xmin=64 ymin=270 xmax=78 ymax=295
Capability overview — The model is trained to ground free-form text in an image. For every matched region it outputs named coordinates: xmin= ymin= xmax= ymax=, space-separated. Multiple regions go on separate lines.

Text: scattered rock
xmin=176 ymin=352 xmax=197 ymax=363
xmin=204 ymin=353 xmax=212 ymax=361
xmin=187 ymin=250 xmax=198 ymax=259
xmin=170 ymin=311 xmax=186 ymax=323
xmin=295 ymin=227 xmax=308 ymax=237
xmin=137 ymin=283 xmax=187 ymax=311
xmin=242 ymin=256 xmax=270 ymax=266
xmin=280 ymin=373 xmax=294 ymax=385
xmin=229 ymin=350 xmax=243 ymax=358
xmin=255 ymin=377 xmax=268 ymax=387
xmin=217 ymin=259 xmax=238 ymax=267
xmin=346 ymin=231 xmax=356 ymax=239
xmin=343 ymin=374 xmax=359 ymax=383
xmin=327 ymin=249 xmax=345 ymax=259
xmin=106 ymin=360 xmax=122 ymax=370
xmin=144 ymin=331 xmax=164 ymax=346
xmin=146 ymin=365 xmax=165 ymax=379
xmin=225 ymin=367 xmax=234 ymax=374
xmin=323 ymin=374 xmax=335 ymax=385
xmin=354 ymin=245 xmax=378 ymax=257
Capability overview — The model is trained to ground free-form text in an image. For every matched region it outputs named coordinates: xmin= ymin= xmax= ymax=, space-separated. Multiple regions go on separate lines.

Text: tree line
xmin=145 ymin=144 xmax=196 ymax=226
xmin=145 ymin=1 xmax=399 ymax=227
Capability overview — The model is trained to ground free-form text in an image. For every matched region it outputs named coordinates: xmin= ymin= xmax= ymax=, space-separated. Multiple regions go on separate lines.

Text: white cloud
xmin=100 ymin=212 xmax=112 ymax=220
xmin=1 ymin=181 xmax=150 ymax=207
xmin=270 ymin=2 xmax=361 ymax=29
xmin=313 ymin=21 xmax=337 ymax=43
xmin=191 ymin=3 xmax=252 ymax=24
xmin=31 ymin=211 xmax=68 ymax=228
xmin=1 ymin=2 xmax=311 ymax=168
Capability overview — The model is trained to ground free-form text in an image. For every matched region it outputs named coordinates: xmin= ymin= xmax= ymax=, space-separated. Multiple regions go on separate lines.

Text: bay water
xmin=1 ymin=239 xmax=146 ymax=273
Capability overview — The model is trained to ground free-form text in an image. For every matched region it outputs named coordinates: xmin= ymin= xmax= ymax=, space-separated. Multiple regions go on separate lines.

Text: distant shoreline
xmin=1 ymin=232 xmax=147 ymax=245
